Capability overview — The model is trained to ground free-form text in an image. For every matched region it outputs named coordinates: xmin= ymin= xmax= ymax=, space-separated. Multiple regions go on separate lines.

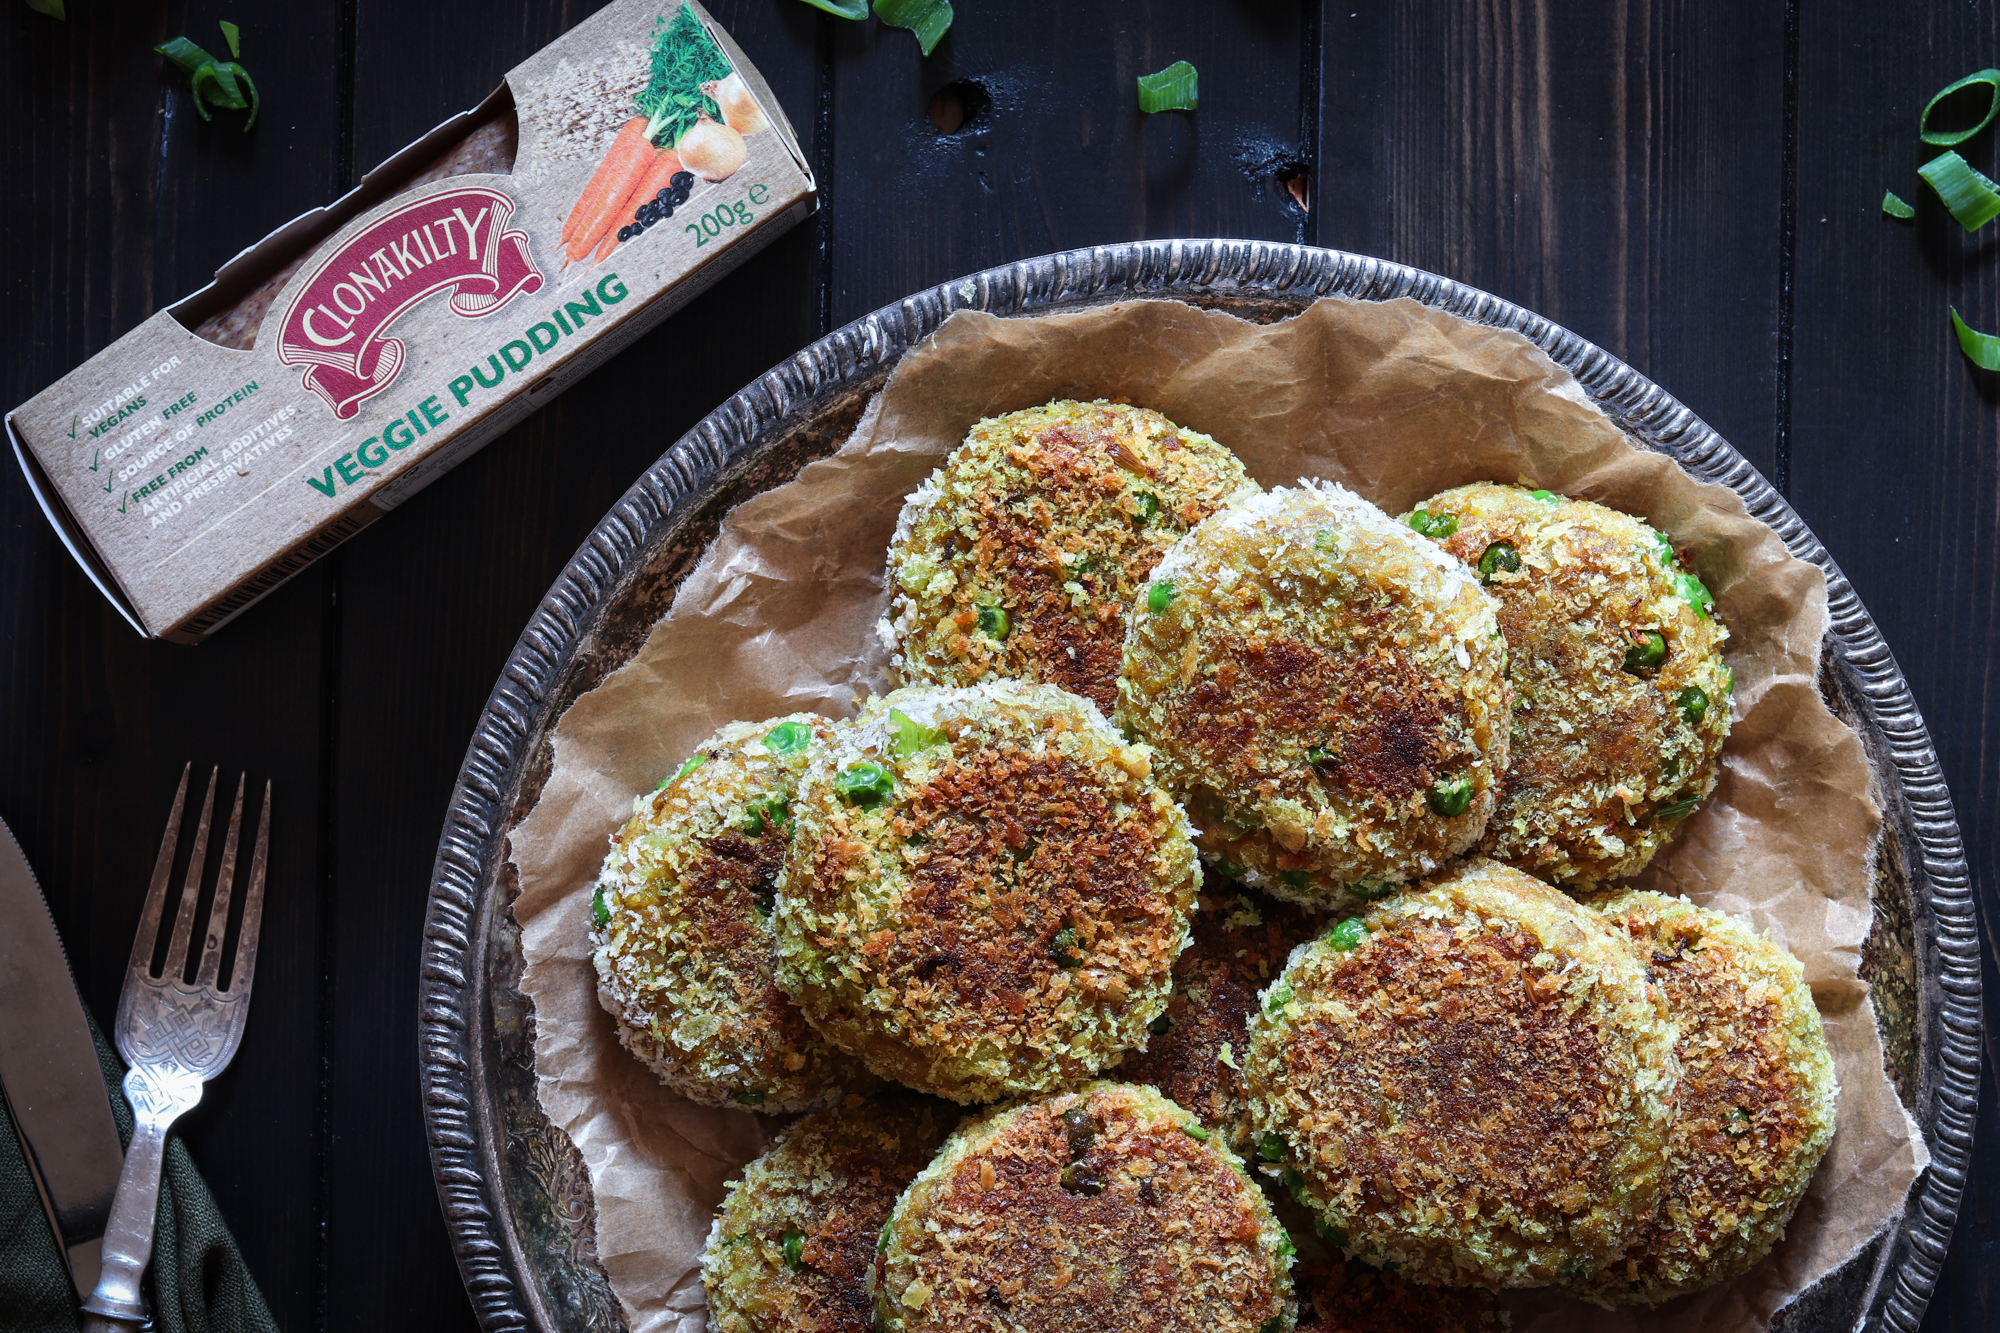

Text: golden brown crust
xmin=703 ymin=1094 xmax=956 ymax=1333
xmin=884 ymin=400 xmax=1257 ymax=716
xmin=776 ymin=684 xmax=1197 ymax=1102
xmin=877 ymin=1083 xmax=1294 ymax=1333
xmin=1115 ymin=875 xmax=1319 ymax=1147
xmin=1570 ymin=891 xmax=1837 ymax=1305
xmin=1243 ymin=860 xmax=1677 ymax=1286
xmin=1412 ymin=484 xmax=1731 ymax=888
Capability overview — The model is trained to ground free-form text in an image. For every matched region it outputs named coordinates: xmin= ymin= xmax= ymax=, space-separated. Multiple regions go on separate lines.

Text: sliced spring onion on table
xmin=1882 ymin=191 xmax=1915 ymax=219
xmin=1137 ymin=60 xmax=1199 ymax=112
xmin=155 ymin=23 xmax=259 ymax=131
xmin=1921 ymin=68 xmax=2000 ymax=146
xmin=1949 ymin=308 xmax=2000 ymax=371
xmin=874 ymin=0 xmax=952 ymax=55
xmin=1918 ymin=150 xmax=2000 ymax=230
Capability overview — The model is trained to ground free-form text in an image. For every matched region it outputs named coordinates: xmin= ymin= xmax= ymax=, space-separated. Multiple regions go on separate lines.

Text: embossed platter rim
xmin=419 ymin=240 xmax=1980 ymax=1333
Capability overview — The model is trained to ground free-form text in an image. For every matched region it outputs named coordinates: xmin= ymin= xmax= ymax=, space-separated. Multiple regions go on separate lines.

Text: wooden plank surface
xmin=1788 ymin=7 xmax=2000 ymax=1328
xmin=0 ymin=1 xmax=1991 ymax=1330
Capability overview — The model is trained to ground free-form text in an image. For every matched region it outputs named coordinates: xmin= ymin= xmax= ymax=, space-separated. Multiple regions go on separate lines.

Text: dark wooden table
xmin=2 ymin=1 xmax=1992 ymax=1329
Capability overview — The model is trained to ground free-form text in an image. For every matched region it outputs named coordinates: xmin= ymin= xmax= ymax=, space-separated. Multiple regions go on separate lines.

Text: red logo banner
xmin=275 ymin=186 xmax=544 ymax=420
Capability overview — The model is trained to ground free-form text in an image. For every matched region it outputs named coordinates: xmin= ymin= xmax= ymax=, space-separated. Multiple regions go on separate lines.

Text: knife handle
xmin=79 ymin=1114 xmax=171 ymax=1328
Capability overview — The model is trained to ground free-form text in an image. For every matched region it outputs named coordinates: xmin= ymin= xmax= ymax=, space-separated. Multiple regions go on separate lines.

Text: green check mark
xmin=89 ymin=448 xmax=100 ymax=472
xmin=67 ymin=416 xmax=79 ymax=440
xmin=117 ymin=491 xmax=128 ymax=515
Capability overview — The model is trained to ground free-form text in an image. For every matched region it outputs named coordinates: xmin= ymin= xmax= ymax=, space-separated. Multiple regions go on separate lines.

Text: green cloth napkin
xmin=0 ymin=1016 xmax=278 ymax=1333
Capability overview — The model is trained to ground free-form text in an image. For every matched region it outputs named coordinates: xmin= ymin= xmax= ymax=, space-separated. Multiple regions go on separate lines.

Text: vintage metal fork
xmin=80 ymin=764 xmax=270 ymax=1332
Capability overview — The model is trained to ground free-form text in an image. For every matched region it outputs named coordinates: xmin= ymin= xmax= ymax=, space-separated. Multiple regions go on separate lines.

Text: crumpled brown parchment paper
xmin=510 ymin=297 xmax=1928 ymax=1333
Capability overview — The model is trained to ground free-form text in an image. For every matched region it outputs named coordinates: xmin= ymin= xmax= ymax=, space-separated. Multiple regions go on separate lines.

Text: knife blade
xmin=0 ymin=816 xmax=124 ymax=1299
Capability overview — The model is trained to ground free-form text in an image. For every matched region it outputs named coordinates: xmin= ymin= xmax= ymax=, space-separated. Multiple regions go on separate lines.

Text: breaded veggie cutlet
xmin=591 ymin=715 xmax=861 ymax=1111
xmin=1568 ymin=890 xmax=1837 ymax=1306
xmin=773 ymin=682 xmax=1199 ymax=1103
xmin=1243 ymin=859 xmax=1679 ymax=1288
xmin=881 ymin=399 xmax=1259 ymax=717
xmin=873 ymin=1082 xmax=1296 ymax=1333
xmin=1114 ymin=874 xmax=1319 ymax=1149
xmin=1118 ymin=481 xmax=1510 ymax=912
xmin=1405 ymin=483 xmax=1732 ymax=888
xmin=701 ymin=1093 xmax=956 ymax=1333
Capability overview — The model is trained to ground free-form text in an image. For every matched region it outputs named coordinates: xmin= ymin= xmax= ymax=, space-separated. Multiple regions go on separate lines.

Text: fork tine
xmin=194 ymin=774 xmax=246 ymax=990
xmin=224 ymin=780 xmax=271 ymax=996
xmin=161 ymin=766 xmax=219 ymax=983
xmin=128 ymin=764 xmax=191 ymax=979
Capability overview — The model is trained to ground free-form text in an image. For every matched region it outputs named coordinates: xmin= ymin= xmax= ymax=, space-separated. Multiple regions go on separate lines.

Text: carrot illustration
xmin=563 ymin=116 xmax=653 ymax=262
xmin=557 ymin=4 xmax=732 ymax=263
xmin=583 ymin=147 xmax=684 ymax=264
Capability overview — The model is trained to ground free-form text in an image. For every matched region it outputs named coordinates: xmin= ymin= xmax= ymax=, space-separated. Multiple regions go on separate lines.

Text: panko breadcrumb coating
xmin=773 ymin=682 xmax=1199 ymax=1103
xmin=1115 ymin=874 xmax=1319 ymax=1149
xmin=1243 ymin=859 xmax=1679 ymax=1287
xmin=1117 ymin=481 xmax=1510 ymax=912
xmin=591 ymin=715 xmax=861 ymax=1111
xmin=881 ymin=399 xmax=1259 ymax=716
xmin=873 ymin=1082 xmax=1296 ymax=1333
xmin=1568 ymin=891 xmax=1837 ymax=1306
xmin=1405 ymin=483 xmax=1732 ymax=888
xmin=702 ymin=1093 xmax=956 ymax=1333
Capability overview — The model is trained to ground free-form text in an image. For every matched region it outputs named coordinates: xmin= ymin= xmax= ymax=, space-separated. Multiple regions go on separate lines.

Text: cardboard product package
xmin=7 ymin=0 xmax=812 ymax=643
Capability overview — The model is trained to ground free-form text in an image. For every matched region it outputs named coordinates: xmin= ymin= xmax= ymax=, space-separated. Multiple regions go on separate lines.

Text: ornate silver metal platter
xmin=418 ymin=240 xmax=1979 ymax=1333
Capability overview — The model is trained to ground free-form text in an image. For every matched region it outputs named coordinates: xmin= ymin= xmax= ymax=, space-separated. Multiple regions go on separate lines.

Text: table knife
xmin=0 ymin=816 xmax=125 ymax=1299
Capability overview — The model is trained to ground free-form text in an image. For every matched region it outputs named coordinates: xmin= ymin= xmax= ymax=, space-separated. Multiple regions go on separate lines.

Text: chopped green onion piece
xmin=874 ymin=0 xmax=952 ymax=55
xmin=1305 ymin=746 xmax=1338 ymax=769
xmin=1262 ymin=981 xmax=1294 ymax=1016
xmin=664 ymin=754 xmax=707 ymax=788
xmin=1133 ymin=491 xmax=1160 ymax=523
xmin=1276 ymin=1233 xmax=1298 ymax=1259
xmin=782 ymin=1228 xmax=808 ymax=1271
xmin=155 ymin=35 xmax=215 ymax=75
xmin=1147 ymin=581 xmax=1176 ymax=614
xmin=1950 ymin=307 xmax=2000 ymax=371
xmin=218 ymin=19 xmax=242 ymax=58
xmin=1622 ymin=631 xmax=1668 ymax=675
xmin=1427 ymin=774 xmax=1474 ymax=817
xmin=1181 ymin=1123 xmax=1211 ymax=1142
xmin=1313 ymin=529 xmax=1340 ymax=552
xmin=591 ymin=885 xmax=610 ymax=928
xmin=1921 ymin=68 xmax=2000 ymax=146
xmin=1137 ymin=60 xmax=1199 ymax=113
xmin=1406 ymin=509 xmax=1458 ymax=540
xmin=1257 ymin=1132 xmax=1288 ymax=1161
xmin=890 ymin=708 xmax=947 ymax=756
xmin=722 ymin=1232 xmax=751 ymax=1248
xmin=1326 ymin=916 xmax=1367 ymax=951
xmin=976 ymin=603 xmax=1012 ymax=640
xmin=740 ymin=795 xmax=790 ymax=837
xmin=835 ymin=762 xmax=895 ymax=808
xmin=1883 ymin=191 xmax=1916 ymax=220
xmin=795 ymin=0 xmax=868 ymax=15
xmin=1656 ymin=796 xmax=1700 ymax=823
xmin=764 ymin=720 xmax=813 ymax=755
xmin=1919 ymin=150 xmax=2000 ymax=231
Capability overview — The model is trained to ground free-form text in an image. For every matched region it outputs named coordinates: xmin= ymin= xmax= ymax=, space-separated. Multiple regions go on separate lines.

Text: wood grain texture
xmin=1788 ymin=10 xmax=2000 ymax=1331
xmin=826 ymin=0 xmax=1310 ymax=324
xmin=0 ymin=1 xmax=1992 ymax=1330
xmin=0 ymin=3 xmax=343 ymax=1330
xmin=1317 ymin=0 xmax=1785 ymax=477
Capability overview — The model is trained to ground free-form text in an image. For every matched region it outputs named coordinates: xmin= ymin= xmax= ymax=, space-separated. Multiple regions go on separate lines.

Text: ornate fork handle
xmin=80 ymin=1063 xmax=206 ymax=1329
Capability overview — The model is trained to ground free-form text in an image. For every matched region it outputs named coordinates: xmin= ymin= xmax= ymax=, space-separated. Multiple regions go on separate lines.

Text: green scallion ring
xmin=1922 ymin=68 xmax=2000 ymax=146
